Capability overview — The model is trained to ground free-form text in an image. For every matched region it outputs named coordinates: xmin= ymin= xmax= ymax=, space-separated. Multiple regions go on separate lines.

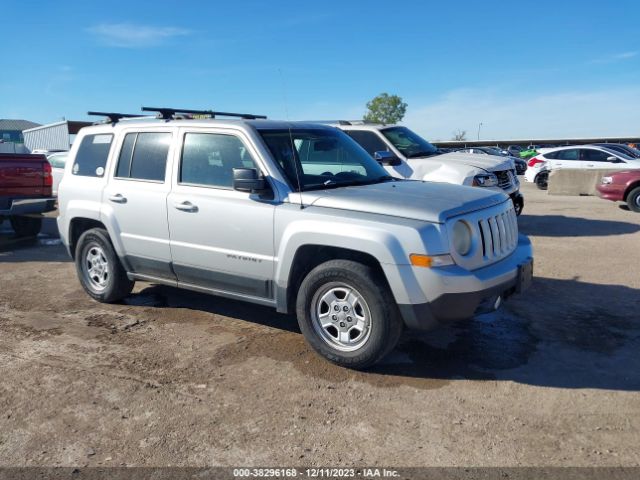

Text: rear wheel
xmin=75 ymin=228 xmax=134 ymax=303
xmin=10 ymin=216 xmax=42 ymax=237
xmin=296 ymin=260 xmax=403 ymax=369
xmin=535 ymin=171 xmax=549 ymax=190
xmin=627 ymin=186 xmax=640 ymax=213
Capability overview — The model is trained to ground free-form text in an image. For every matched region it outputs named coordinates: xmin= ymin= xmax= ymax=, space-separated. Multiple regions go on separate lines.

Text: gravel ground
xmin=0 ymin=182 xmax=639 ymax=467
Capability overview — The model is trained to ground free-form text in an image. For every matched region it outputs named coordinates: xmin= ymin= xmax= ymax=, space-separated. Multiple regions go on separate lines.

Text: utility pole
xmin=477 ymin=122 xmax=483 ymax=141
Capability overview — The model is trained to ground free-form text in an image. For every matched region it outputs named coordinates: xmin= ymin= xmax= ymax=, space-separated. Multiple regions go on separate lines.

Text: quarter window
xmin=115 ymin=132 xmax=171 ymax=182
xmin=180 ymin=133 xmax=257 ymax=188
xmin=71 ymin=134 xmax=113 ymax=177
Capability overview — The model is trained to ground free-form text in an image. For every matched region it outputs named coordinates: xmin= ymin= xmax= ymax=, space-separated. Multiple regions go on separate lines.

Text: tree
xmin=363 ymin=93 xmax=408 ymax=124
xmin=452 ymin=129 xmax=467 ymax=141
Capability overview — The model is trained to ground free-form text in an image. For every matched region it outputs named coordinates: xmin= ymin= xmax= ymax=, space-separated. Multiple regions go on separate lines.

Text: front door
xmin=167 ymin=128 xmax=276 ymax=300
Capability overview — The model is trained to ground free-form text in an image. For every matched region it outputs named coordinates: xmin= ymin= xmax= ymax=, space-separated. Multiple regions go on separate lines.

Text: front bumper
xmin=0 ymin=198 xmax=56 ymax=216
xmin=596 ymin=183 xmax=624 ymax=202
xmin=397 ymin=234 xmax=533 ymax=331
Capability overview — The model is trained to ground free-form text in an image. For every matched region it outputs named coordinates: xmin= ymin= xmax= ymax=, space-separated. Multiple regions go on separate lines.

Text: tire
xmin=10 ymin=216 xmax=42 ymax=237
xmin=74 ymin=228 xmax=134 ymax=303
xmin=627 ymin=186 xmax=640 ymax=213
xmin=535 ymin=171 xmax=549 ymax=190
xmin=296 ymin=259 xmax=403 ymax=369
xmin=512 ymin=197 xmax=524 ymax=216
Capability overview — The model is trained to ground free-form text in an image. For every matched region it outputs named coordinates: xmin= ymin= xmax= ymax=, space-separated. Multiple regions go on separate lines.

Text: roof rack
xmin=87 ymin=111 xmax=148 ymax=124
xmin=141 ymin=107 xmax=267 ymax=120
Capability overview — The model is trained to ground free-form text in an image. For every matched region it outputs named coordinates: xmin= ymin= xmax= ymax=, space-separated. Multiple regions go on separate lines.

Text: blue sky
xmin=3 ymin=0 xmax=640 ymax=140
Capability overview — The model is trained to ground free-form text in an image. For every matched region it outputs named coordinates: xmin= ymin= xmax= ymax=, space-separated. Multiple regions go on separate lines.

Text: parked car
xmin=334 ymin=123 xmax=524 ymax=215
xmin=459 ymin=146 xmax=527 ymax=175
xmin=46 ymin=151 xmax=69 ymax=196
xmin=597 ymin=170 xmax=640 ymax=212
xmin=506 ymin=145 xmax=523 ymax=157
xmin=524 ymin=145 xmax=640 ymax=190
xmin=591 ymin=143 xmax=640 ymax=159
xmin=0 ymin=153 xmax=56 ymax=236
xmin=57 ymin=110 xmax=533 ymax=369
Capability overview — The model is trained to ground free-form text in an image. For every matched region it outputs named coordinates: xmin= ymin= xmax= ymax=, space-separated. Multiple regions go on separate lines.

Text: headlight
xmin=472 ymin=173 xmax=499 ymax=187
xmin=452 ymin=220 xmax=472 ymax=256
xmin=601 ymin=176 xmax=613 ymax=185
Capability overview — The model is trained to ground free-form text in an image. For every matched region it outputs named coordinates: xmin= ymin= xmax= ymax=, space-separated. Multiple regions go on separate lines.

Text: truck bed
xmin=0 ymin=153 xmax=54 ymax=212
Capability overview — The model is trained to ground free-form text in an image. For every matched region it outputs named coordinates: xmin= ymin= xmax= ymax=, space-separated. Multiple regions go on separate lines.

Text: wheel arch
xmin=623 ymin=181 xmax=640 ymax=202
xmin=280 ymin=245 xmax=389 ymax=315
xmin=68 ymin=217 xmax=108 ymax=259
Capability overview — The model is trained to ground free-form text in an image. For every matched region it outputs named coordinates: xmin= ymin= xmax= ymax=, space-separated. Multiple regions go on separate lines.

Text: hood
xmin=300 ymin=180 xmax=508 ymax=223
xmin=415 ymin=152 xmax=514 ymax=172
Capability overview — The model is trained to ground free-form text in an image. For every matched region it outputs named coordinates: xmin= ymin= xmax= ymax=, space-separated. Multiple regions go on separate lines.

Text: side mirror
xmin=607 ymin=156 xmax=619 ymax=162
xmin=233 ymin=168 xmax=268 ymax=193
xmin=374 ymin=150 xmax=401 ymax=166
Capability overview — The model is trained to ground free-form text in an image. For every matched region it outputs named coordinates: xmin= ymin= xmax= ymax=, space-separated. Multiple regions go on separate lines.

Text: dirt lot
xmin=0 ymin=182 xmax=639 ymax=467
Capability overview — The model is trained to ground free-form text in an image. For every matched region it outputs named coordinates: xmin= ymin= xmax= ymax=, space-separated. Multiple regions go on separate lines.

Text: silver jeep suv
xmin=57 ymin=109 xmax=533 ymax=369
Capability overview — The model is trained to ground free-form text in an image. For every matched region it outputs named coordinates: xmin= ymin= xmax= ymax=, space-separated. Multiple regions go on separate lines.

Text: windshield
xmin=380 ymin=126 xmax=439 ymax=158
xmin=259 ymin=128 xmax=392 ymax=192
xmin=484 ymin=147 xmax=506 ymax=156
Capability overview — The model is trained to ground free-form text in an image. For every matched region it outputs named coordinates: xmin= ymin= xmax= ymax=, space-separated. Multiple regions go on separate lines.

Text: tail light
xmin=43 ymin=161 xmax=53 ymax=187
xmin=528 ymin=156 xmax=545 ymax=167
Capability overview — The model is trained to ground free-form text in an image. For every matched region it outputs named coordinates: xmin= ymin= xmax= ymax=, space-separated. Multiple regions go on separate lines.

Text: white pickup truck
xmin=335 ymin=122 xmax=524 ymax=215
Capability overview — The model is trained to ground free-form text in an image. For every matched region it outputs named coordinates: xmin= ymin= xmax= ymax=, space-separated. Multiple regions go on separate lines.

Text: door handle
xmin=174 ymin=201 xmax=198 ymax=212
xmin=587 ymin=164 xmax=595 ymax=167
xmin=108 ymin=194 xmax=127 ymax=204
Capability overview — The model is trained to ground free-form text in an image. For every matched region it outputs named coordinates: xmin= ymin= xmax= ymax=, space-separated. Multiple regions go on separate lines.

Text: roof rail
xmin=141 ymin=107 xmax=267 ymax=120
xmin=87 ymin=111 xmax=148 ymax=124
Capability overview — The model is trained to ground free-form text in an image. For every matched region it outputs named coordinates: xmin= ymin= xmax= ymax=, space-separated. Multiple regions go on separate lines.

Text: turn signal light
xmin=410 ymin=254 xmax=455 ymax=268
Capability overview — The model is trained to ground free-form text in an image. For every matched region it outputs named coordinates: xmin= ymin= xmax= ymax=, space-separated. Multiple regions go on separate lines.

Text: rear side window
xmin=115 ymin=132 xmax=171 ymax=182
xmin=556 ymin=149 xmax=579 ymax=160
xmin=345 ymin=131 xmax=389 ymax=157
xmin=72 ymin=134 xmax=113 ymax=177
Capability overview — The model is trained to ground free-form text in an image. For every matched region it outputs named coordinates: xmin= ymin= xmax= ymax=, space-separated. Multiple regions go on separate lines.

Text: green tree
xmin=363 ymin=93 xmax=408 ymax=124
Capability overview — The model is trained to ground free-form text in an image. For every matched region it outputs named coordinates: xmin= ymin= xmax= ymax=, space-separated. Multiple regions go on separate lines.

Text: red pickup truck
xmin=0 ymin=153 xmax=56 ymax=236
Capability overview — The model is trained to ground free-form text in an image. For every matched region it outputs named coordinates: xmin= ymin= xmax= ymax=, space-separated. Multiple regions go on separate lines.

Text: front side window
xmin=259 ymin=128 xmax=390 ymax=191
xmin=581 ymin=149 xmax=614 ymax=162
xmin=72 ymin=134 xmax=113 ymax=177
xmin=344 ymin=130 xmax=389 ymax=157
xmin=180 ymin=133 xmax=257 ymax=188
xmin=115 ymin=132 xmax=171 ymax=182
xmin=380 ymin=126 xmax=438 ymax=158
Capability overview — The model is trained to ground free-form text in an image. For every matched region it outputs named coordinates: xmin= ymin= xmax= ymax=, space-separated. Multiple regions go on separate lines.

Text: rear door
xmin=550 ymin=148 xmax=584 ymax=169
xmin=103 ymin=129 xmax=175 ymax=279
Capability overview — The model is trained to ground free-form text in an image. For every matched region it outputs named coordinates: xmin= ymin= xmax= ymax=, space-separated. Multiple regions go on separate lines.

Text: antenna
xmin=278 ymin=68 xmax=304 ymax=209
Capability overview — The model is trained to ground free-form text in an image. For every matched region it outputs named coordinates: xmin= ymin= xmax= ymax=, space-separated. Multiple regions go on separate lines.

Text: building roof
xmin=0 ymin=119 xmax=41 ymax=131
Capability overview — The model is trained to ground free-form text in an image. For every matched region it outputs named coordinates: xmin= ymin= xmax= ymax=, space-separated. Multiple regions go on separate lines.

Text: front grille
xmin=495 ymin=169 xmax=514 ymax=190
xmin=477 ymin=208 xmax=518 ymax=260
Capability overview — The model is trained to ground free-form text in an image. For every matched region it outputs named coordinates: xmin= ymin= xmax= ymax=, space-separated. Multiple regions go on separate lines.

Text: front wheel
xmin=627 ymin=186 xmax=640 ymax=213
xmin=75 ymin=228 xmax=134 ymax=303
xmin=296 ymin=260 xmax=403 ymax=369
xmin=10 ymin=216 xmax=42 ymax=237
